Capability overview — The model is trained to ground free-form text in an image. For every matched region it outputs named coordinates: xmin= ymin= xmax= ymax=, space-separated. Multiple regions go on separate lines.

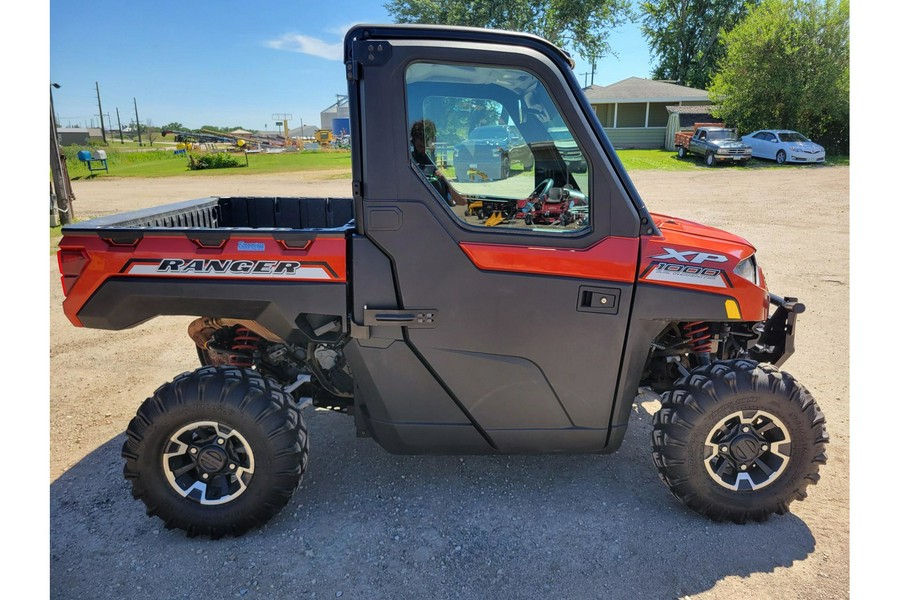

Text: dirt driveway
xmin=50 ymin=166 xmax=849 ymax=599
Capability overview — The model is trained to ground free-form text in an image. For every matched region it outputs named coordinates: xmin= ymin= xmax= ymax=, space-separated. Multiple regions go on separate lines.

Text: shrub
xmin=187 ymin=152 xmax=245 ymax=170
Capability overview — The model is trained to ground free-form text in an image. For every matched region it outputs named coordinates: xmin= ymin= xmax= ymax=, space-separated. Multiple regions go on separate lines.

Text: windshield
xmin=468 ymin=126 xmax=508 ymax=141
xmin=707 ymin=130 xmax=738 ymax=141
xmin=778 ymin=132 xmax=809 ymax=142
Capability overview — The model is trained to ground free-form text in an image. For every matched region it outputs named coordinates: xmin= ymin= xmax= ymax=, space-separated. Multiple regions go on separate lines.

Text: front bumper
xmin=749 ymin=294 xmax=805 ymax=367
xmin=715 ymin=153 xmax=752 ymax=162
xmin=789 ymin=151 xmax=826 ymax=163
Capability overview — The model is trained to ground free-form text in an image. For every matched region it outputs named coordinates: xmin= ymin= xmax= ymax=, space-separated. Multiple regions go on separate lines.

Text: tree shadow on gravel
xmin=51 ymin=402 xmax=817 ymax=600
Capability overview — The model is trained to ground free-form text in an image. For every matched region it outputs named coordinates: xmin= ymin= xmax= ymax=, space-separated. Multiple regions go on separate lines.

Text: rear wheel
xmin=677 ymin=146 xmax=687 ymax=159
xmin=651 ymin=359 xmax=828 ymax=523
xmin=776 ymin=150 xmax=787 ymax=164
xmin=122 ymin=366 xmax=308 ymax=538
xmin=500 ymin=156 xmax=511 ymax=180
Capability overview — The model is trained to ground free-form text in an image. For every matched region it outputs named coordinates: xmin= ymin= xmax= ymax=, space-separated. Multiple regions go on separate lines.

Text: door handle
xmin=363 ymin=308 xmax=438 ymax=328
xmin=577 ymin=286 xmax=619 ymax=314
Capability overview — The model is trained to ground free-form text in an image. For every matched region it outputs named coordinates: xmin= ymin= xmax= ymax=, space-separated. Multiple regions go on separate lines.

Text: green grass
xmin=615 ymin=149 xmax=849 ymax=170
xmin=616 ymin=149 xmax=703 ymax=171
xmin=59 ymin=144 xmax=847 ymax=180
xmin=63 ymin=147 xmax=352 ymax=179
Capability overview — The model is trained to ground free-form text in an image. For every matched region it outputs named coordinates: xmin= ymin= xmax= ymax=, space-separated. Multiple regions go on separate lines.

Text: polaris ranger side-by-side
xmin=56 ymin=25 xmax=827 ymax=538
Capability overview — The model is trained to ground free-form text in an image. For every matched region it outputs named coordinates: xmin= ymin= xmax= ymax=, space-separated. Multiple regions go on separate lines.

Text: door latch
xmin=577 ymin=286 xmax=619 ymax=315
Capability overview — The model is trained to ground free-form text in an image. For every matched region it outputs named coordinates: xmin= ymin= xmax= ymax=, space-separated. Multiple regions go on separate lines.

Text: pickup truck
xmin=56 ymin=24 xmax=827 ymax=538
xmin=453 ymin=125 xmax=535 ymax=180
xmin=675 ymin=124 xmax=753 ymax=166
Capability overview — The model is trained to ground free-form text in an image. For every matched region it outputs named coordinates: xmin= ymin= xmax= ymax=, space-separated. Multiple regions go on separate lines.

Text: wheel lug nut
xmin=762 ymin=444 xmax=768 ymax=451
xmin=217 ymin=438 xmax=225 ymax=445
xmin=190 ymin=447 xmax=198 ymax=454
xmin=202 ymin=473 xmax=209 ymax=480
xmin=740 ymin=464 xmax=747 ymax=471
xmin=229 ymin=464 xmax=236 ymax=470
xmin=742 ymin=426 xmax=750 ymax=433
xmin=720 ymin=446 xmax=728 ymax=453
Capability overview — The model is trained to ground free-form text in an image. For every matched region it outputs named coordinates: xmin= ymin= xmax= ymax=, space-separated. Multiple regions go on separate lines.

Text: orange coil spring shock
xmin=684 ymin=321 xmax=713 ymax=354
xmin=228 ymin=327 xmax=261 ymax=367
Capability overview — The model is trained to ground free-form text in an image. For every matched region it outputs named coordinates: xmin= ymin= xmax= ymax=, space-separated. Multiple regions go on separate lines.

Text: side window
xmin=405 ymin=62 xmax=590 ymax=233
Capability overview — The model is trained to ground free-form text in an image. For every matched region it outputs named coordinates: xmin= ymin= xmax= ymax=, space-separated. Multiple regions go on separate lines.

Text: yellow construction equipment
xmin=315 ymin=129 xmax=334 ymax=147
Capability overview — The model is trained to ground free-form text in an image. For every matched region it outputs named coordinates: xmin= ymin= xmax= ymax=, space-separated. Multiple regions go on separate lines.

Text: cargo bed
xmin=58 ymin=196 xmax=354 ymax=332
xmin=63 ymin=196 xmax=355 ymax=232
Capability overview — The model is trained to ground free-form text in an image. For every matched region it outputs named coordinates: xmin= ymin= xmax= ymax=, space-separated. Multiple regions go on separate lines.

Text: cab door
xmin=350 ymin=30 xmax=644 ymax=452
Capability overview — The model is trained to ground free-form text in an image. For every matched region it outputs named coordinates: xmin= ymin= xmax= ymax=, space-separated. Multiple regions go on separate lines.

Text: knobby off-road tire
xmin=651 ymin=359 xmax=828 ymax=523
xmin=122 ymin=366 xmax=309 ymax=538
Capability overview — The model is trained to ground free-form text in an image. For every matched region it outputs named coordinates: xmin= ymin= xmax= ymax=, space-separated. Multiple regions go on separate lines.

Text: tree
xmin=708 ymin=0 xmax=849 ymax=153
xmin=639 ymin=0 xmax=758 ymax=89
xmin=145 ymin=119 xmax=158 ymax=146
xmin=384 ymin=0 xmax=633 ymax=65
xmin=161 ymin=122 xmax=188 ymax=133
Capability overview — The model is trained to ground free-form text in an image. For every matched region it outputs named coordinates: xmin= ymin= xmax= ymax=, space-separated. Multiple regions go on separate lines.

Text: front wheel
xmin=651 ymin=359 xmax=828 ymax=523
xmin=122 ymin=366 xmax=308 ymax=538
xmin=776 ymin=150 xmax=787 ymax=164
xmin=705 ymin=151 xmax=716 ymax=167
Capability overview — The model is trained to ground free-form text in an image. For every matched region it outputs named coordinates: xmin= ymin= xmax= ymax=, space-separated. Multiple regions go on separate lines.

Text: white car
xmin=740 ymin=130 xmax=826 ymax=164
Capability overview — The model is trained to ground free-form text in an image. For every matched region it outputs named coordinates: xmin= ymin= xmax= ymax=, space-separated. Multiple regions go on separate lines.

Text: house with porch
xmin=583 ymin=77 xmax=710 ymax=149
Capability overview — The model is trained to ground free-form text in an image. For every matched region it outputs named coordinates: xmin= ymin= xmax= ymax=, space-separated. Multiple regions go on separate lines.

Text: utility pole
xmin=95 ymin=82 xmax=107 ymax=144
xmin=581 ymin=59 xmax=598 ymax=88
xmin=133 ymin=98 xmax=143 ymax=146
xmin=50 ymin=83 xmax=75 ymax=225
xmin=116 ymin=108 xmax=124 ymax=143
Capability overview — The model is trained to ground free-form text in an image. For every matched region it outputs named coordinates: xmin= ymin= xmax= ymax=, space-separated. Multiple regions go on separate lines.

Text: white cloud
xmin=265 ymin=33 xmax=343 ymax=61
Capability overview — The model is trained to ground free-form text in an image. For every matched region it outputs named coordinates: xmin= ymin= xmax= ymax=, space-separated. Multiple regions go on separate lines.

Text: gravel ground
xmin=49 ymin=165 xmax=850 ymax=599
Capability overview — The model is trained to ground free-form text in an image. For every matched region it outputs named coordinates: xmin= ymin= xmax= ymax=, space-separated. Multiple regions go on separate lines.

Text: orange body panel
xmin=640 ymin=213 xmax=769 ymax=321
xmin=459 ymin=236 xmax=639 ymax=283
xmin=58 ymin=233 xmax=347 ymax=327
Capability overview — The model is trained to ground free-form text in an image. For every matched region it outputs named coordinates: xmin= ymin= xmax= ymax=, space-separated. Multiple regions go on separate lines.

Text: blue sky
xmin=49 ymin=1 xmax=653 ymax=132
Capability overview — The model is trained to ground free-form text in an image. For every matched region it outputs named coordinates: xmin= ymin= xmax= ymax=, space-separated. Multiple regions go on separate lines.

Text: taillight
xmin=57 ymin=248 xmax=89 ymax=296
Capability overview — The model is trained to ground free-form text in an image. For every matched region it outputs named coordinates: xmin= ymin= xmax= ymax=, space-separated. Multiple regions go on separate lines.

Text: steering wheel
xmin=529 ymin=178 xmax=554 ymax=202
